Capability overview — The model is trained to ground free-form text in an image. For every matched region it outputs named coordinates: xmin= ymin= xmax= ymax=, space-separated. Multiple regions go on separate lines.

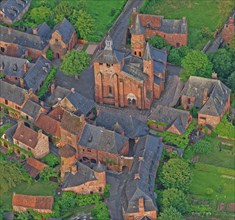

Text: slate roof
xmin=47 ymin=86 xmax=70 ymax=105
xmin=0 ymin=0 xmax=31 ymax=23
xmin=181 ymin=76 xmax=231 ymax=116
xmin=12 ymin=194 xmax=54 ymax=210
xmin=0 ymin=25 xmax=47 ymax=50
xmin=79 ymin=124 xmax=129 ymax=154
xmin=62 ymin=162 xmax=97 ymax=188
xmin=65 ymin=91 xmax=97 ymax=116
xmin=96 ymin=109 xmax=149 ymax=139
xmin=60 ymin=111 xmax=84 ymax=135
xmin=53 ymin=18 xmax=75 ymax=44
xmin=24 ymin=56 xmax=52 ymax=92
xmin=149 ymin=105 xmax=191 ymax=134
xmin=35 ymin=22 xmax=52 ymax=41
xmin=0 ymin=80 xmax=25 ymax=105
xmin=21 ymin=99 xmax=44 ymax=120
xmin=121 ymin=135 xmax=163 ymax=213
xmin=4 ymin=124 xmax=18 ymax=143
xmin=0 ymin=54 xmax=30 ymax=78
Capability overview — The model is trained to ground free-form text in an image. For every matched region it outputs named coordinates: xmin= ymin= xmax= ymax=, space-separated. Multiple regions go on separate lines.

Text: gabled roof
xmin=96 ymin=109 xmax=149 ymax=139
xmin=21 ymin=99 xmax=45 ymax=120
xmin=47 ymin=86 xmax=70 ymax=106
xmin=0 ymin=0 xmax=31 ymax=23
xmin=181 ymin=76 xmax=231 ymax=116
xmin=79 ymin=124 xmax=129 ymax=154
xmin=53 ymin=18 xmax=75 ymax=44
xmin=24 ymin=56 xmax=52 ymax=92
xmin=0 ymin=25 xmax=47 ymax=50
xmin=35 ymin=22 xmax=52 ymax=41
xmin=12 ymin=194 xmax=53 ymax=210
xmin=121 ymin=135 xmax=163 ymax=213
xmin=62 ymin=162 xmax=96 ymax=188
xmin=149 ymin=105 xmax=191 ymax=134
xmin=0 ymin=80 xmax=25 ymax=105
xmin=59 ymin=144 xmax=76 ymax=158
xmin=24 ymin=157 xmax=48 ymax=178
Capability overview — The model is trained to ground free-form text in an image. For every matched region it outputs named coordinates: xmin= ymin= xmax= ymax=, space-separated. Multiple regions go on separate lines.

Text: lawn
xmin=0 ymin=181 xmax=57 ymax=211
xmin=140 ymin=0 xmax=235 ymax=49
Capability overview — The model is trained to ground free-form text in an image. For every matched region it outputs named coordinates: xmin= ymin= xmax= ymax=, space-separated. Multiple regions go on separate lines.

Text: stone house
xmin=78 ymin=124 xmax=131 ymax=172
xmin=94 ymin=35 xmax=167 ymax=109
xmin=180 ymin=76 xmax=231 ymax=127
xmin=13 ymin=121 xmax=49 ymax=158
xmin=222 ymin=15 xmax=235 ymax=47
xmin=131 ymin=9 xmax=188 ymax=51
xmin=49 ymin=18 xmax=77 ymax=59
xmin=60 ymin=110 xmax=86 ymax=149
xmin=148 ymin=105 xmax=192 ymax=135
xmin=121 ymin=135 xmax=163 ymax=220
xmin=0 ymin=0 xmax=32 ymax=24
xmin=0 ymin=25 xmax=49 ymax=59
xmin=12 ymin=194 xmax=54 ymax=214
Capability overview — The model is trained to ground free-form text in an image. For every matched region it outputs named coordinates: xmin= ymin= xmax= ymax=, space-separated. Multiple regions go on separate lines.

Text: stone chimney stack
xmin=19 ymin=78 xmax=24 ymax=88
xmin=138 ymin=197 xmax=144 ymax=213
xmin=51 ymin=83 xmax=55 ymax=94
xmin=133 ymin=8 xmax=137 ymax=14
xmin=212 ymin=72 xmax=217 ymax=79
xmin=38 ymin=129 xmax=43 ymax=138
xmin=182 ymin=16 xmax=186 ymax=24
xmin=71 ymin=163 xmax=78 ymax=175
xmin=229 ymin=16 xmax=234 ymax=24
xmin=71 ymin=88 xmax=75 ymax=94
xmin=8 ymin=28 xmax=12 ymax=35
xmin=23 ymin=62 xmax=28 ymax=73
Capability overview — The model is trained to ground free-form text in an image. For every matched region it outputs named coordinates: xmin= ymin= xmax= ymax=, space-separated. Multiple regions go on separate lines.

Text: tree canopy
xmin=148 ymin=35 xmax=171 ymax=50
xmin=160 ymin=158 xmax=192 ymax=191
xmin=29 ymin=6 xmax=51 ymax=25
xmin=159 ymin=206 xmax=184 ymax=220
xmin=60 ymin=50 xmax=90 ymax=77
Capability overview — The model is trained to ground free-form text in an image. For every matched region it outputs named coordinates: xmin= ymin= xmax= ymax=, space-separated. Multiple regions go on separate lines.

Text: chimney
xmin=51 ymin=83 xmax=55 ymax=94
xmin=134 ymin=173 xmax=140 ymax=179
xmin=38 ymin=129 xmax=43 ymax=138
xmin=8 ymin=28 xmax=12 ymax=35
xmin=71 ymin=88 xmax=75 ymax=94
xmin=23 ymin=62 xmax=28 ymax=73
xmin=71 ymin=163 xmax=78 ymax=175
xmin=202 ymin=88 xmax=209 ymax=105
xmin=80 ymin=114 xmax=85 ymax=122
xmin=40 ymin=101 xmax=44 ymax=107
xmin=133 ymin=8 xmax=137 ymax=13
xmin=182 ymin=16 xmax=186 ymax=24
xmin=229 ymin=16 xmax=234 ymax=24
xmin=18 ymin=119 xmax=25 ymax=127
xmin=212 ymin=72 xmax=217 ymax=79
xmin=19 ymin=78 xmax=24 ymax=88
xmin=138 ymin=197 xmax=144 ymax=212
xmin=32 ymin=28 xmax=38 ymax=35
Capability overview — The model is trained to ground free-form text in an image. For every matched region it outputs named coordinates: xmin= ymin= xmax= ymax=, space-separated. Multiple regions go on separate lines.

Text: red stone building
xmin=94 ymin=35 xmax=167 ymax=109
xmin=13 ymin=121 xmax=49 ymax=158
xmin=222 ymin=16 xmax=235 ymax=47
xmin=0 ymin=0 xmax=32 ymax=24
xmin=78 ymin=124 xmax=132 ymax=172
xmin=49 ymin=18 xmax=77 ymax=59
xmin=180 ymin=76 xmax=231 ymax=128
xmin=12 ymin=194 xmax=54 ymax=214
xmin=130 ymin=9 xmax=188 ymax=53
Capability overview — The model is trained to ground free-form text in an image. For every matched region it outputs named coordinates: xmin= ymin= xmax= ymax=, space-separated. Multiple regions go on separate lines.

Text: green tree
xmin=54 ymin=1 xmax=73 ymax=23
xmin=228 ymin=71 xmax=235 ymax=92
xmin=91 ymin=202 xmax=110 ymax=220
xmin=149 ymin=35 xmax=170 ymax=50
xmin=75 ymin=10 xmax=94 ymax=40
xmin=39 ymin=167 xmax=58 ymax=181
xmin=160 ymin=158 xmax=192 ymax=191
xmin=181 ymin=50 xmax=213 ymax=80
xmin=168 ymin=49 xmax=181 ymax=65
xmin=46 ymin=49 xmax=53 ymax=61
xmin=192 ymin=139 xmax=213 ymax=154
xmin=16 ymin=211 xmax=32 ymax=220
xmin=162 ymin=188 xmax=189 ymax=214
xmin=104 ymin=184 xmax=111 ymax=198
xmin=42 ymin=153 xmax=60 ymax=167
xmin=29 ymin=7 xmax=51 ymax=25
xmin=60 ymin=50 xmax=90 ymax=78
xmin=159 ymin=206 xmax=184 ymax=220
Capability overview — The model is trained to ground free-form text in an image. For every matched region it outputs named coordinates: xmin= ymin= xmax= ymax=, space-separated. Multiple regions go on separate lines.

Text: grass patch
xmin=140 ymin=0 xmax=235 ymax=49
xmin=190 ymin=163 xmax=235 ymax=203
xmin=0 ymin=181 xmax=57 ymax=211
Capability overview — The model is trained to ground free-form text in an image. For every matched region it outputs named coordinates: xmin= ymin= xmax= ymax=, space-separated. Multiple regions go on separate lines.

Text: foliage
xmin=190 ymin=106 xmax=198 ymax=118
xmin=181 ymin=50 xmax=213 ymax=80
xmin=46 ymin=49 xmax=53 ymax=61
xmin=41 ymin=153 xmax=60 ymax=167
xmin=192 ymin=138 xmax=213 ymax=154
xmin=58 ymin=192 xmax=77 ymax=213
xmin=104 ymin=184 xmax=111 ymax=198
xmin=0 ymin=160 xmax=29 ymax=194
xmin=54 ymin=1 xmax=73 ymax=24
xmin=15 ymin=211 xmax=32 ymax=220
xmin=29 ymin=7 xmax=51 ymax=25
xmin=200 ymin=27 xmax=213 ymax=39
xmin=91 ymin=202 xmax=110 ymax=220
xmin=75 ymin=10 xmax=94 ymax=40
xmin=159 ymin=206 xmax=184 ymax=220
xmin=214 ymin=116 xmax=235 ymax=139
xmin=148 ymin=35 xmax=171 ymax=50
xmin=0 ymin=123 xmax=12 ymax=136
xmin=160 ymin=158 xmax=192 ymax=192
xmin=168 ymin=46 xmax=192 ymax=65
xmin=76 ymin=194 xmax=101 ymax=206
xmin=37 ymin=66 xmax=57 ymax=99
xmin=162 ymin=188 xmax=189 ymax=214
xmin=228 ymin=71 xmax=235 ymax=92
xmin=157 ymin=121 xmax=195 ymax=149
xmin=39 ymin=167 xmax=58 ymax=181
xmin=60 ymin=50 xmax=90 ymax=77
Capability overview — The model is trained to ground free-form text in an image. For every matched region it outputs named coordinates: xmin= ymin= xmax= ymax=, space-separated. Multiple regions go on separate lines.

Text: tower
xmin=130 ymin=14 xmax=145 ymax=57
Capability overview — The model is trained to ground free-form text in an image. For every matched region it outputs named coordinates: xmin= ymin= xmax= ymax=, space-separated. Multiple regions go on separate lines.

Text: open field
xmin=0 ymin=181 xmax=57 ymax=211
xmin=140 ymin=0 xmax=235 ymax=49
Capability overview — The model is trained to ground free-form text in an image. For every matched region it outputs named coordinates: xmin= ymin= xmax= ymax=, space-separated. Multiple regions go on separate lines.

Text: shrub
xmin=91 ymin=202 xmax=110 ymax=220
xmin=46 ymin=49 xmax=53 ymax=60
xmin=192 ymin=139 xmax=213 ymax=154
xmin=214 ymin=115 xmax=235 ymax=139
xmin=104 ymin=184 xmax=111 ymax=198
xmin=159 ymin=206 xmax=184 ymax=220
xmin=148 ymin=35 xmax=171 ymax=50
xmin=42 ymin=153 xmax=60 ymax=167
xmin=206 ymin=188 xmax=214 ymax=195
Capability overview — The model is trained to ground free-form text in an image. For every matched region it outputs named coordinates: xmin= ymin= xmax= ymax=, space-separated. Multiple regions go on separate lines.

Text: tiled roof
xmin=59 ymin=144 xmax=76 ymax=158
xmin=53 ymin=18 xmax=75 ymax=44
xmin=24 ymin=157 xmax=47 ymax=178
xmin=0 ymin=25 xmax=47 ymax=50
xmin=12 ymin=194 xmax=53 ymax=210
xmin=0 ymin=0 xmax=31 ymax=23
xmin=0 ymin=80 xmax=25 ymax=105
xmin=48 ymin=106 xmax=64 ymax=121
xmin=24 ymin=56 xmax=52 ymax=92
xmin=79 ymin=124 xmax=129 ymax=154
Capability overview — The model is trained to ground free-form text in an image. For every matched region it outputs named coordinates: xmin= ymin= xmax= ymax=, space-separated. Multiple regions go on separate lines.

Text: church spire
xmin=104 ymin=34 xmax=113 ymax=51
xmin=131 ymin=14 xmax=144 ymax=35
xmin=143 ymin=42 xmax=152 ymax=60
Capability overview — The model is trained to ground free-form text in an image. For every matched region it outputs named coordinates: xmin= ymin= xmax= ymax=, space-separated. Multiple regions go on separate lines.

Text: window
xmin=139 ymin=51 xmax=141 ymax=57
xmin=87 ymin=148 xmax=91 ymax=152
xmin=99 ymin=63 xmax=102 ymax=66
xmin=134 ymin=51 xmax=137 ymax=55
xmin=188 ymin=98 xmax=191 ymax=104
xmin=5 ymin=99 xmax=8 ymax=105
xmin=176 ymin=42 xmax=180 ymax=47
xmin=109 ymin=86 xmax=112 ymax=95
xmin=99 ymin=187 xmax=102 ymax=192
xmin=107 ymin=64 xmax=111 ymax=68
xmin=0 ymin=47 xmax=5 ymax=53
xmin=200 ymin=117 xmax=206 ymax=120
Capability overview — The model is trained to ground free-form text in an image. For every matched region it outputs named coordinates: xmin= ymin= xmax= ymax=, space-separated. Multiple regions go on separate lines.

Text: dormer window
xmin=107 ymin=64 xmax=111 ymax=68
xmin=13 ymin=64 xmax=17 ymax=71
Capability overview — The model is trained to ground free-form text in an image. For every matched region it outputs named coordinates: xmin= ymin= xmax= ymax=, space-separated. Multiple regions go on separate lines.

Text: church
xmin=93 ymin=35 xmax=167 ymax=110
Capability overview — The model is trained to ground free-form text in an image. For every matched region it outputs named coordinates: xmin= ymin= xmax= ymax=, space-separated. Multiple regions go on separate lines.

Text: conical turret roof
xmin=143 ymin=42 xmax=152 ymax=60
xmin=131 ymin=14 xmax=144 ymax=35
